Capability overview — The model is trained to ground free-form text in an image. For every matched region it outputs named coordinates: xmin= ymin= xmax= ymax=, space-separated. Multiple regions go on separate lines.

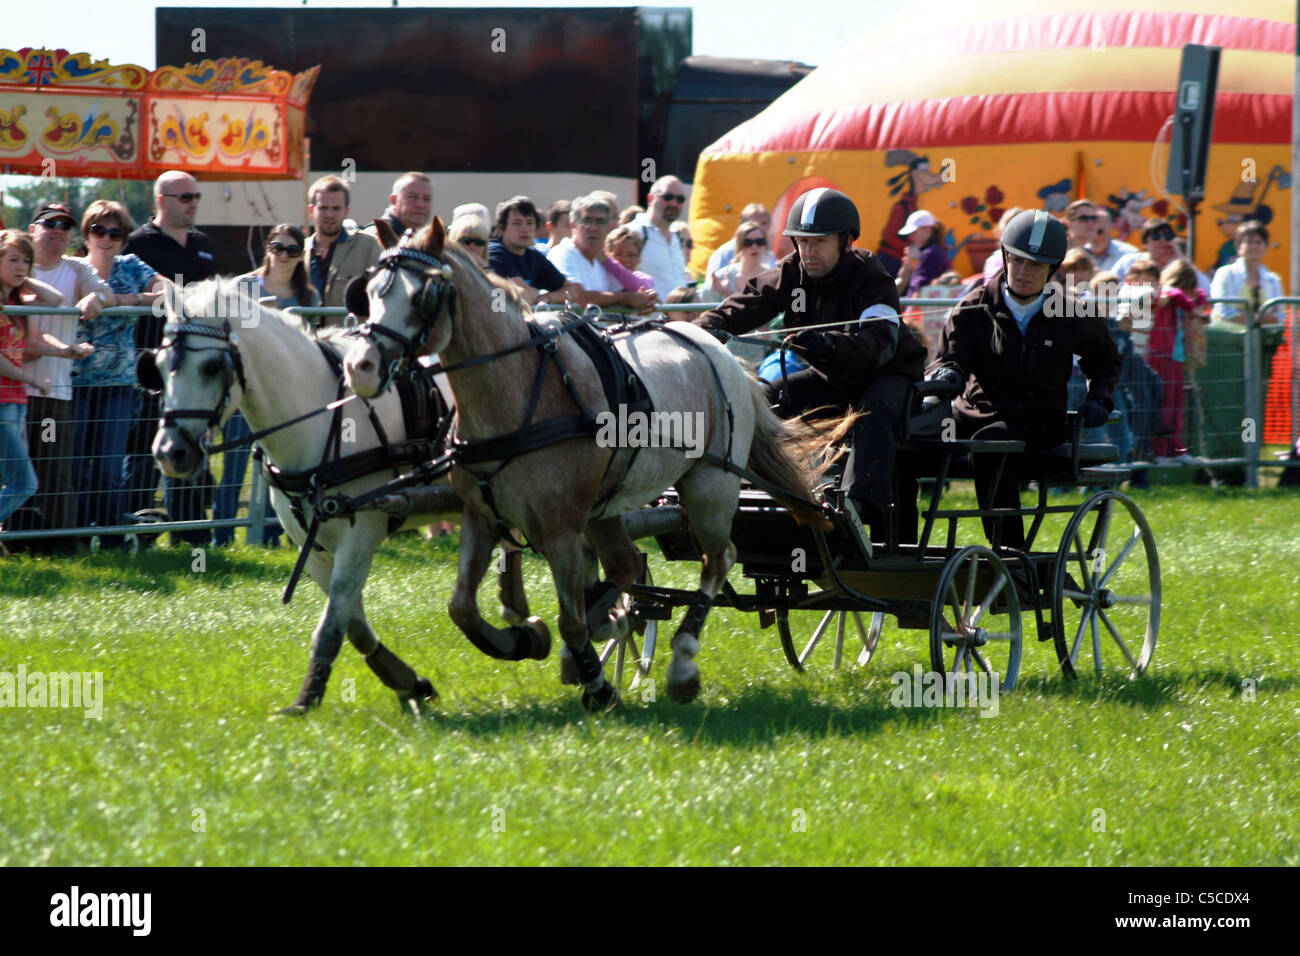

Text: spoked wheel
xmin=598 ymin=560 xmax=658 ymax=692
xmin=776 ymin=607 xmax=885 ymax=671
xmin=1053 ymin=490 xmax=1160 ymax=679
xmin=930 ymin=545 xmax=1022 ymax=692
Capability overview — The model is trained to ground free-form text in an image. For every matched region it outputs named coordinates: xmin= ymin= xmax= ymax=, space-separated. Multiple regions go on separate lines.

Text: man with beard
xmin=630 ymin=176 xmax=692 ymax=298
xmin=305 ymin=175 xmax=380 ymax=319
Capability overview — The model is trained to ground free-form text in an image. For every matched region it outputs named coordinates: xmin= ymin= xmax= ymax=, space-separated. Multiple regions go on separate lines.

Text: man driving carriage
xmin=927 ymin=209 xmax=1122 ymax=551
xmin=693 ymin=188 xmax=927 ymax=542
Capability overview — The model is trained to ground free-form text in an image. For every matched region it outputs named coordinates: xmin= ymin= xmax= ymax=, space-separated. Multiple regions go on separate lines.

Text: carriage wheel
xmin=776 ymin=607 xmax=885 ymax=671
xmin=598 ymin=561 xmax=658 ymax=692
xmin=1052 ymin=490 xmax=1160 ymax=679
xmin=929 ymin=546 xmax=1022 ymax=692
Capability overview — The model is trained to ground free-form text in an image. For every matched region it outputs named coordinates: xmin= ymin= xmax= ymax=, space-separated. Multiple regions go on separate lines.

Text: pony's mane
xmin=176 ymin=277 xmax=317 ymax=336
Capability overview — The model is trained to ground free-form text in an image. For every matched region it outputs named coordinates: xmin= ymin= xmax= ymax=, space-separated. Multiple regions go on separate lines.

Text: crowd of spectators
xmin=0 ymin=166 xmax=1291 ymax=552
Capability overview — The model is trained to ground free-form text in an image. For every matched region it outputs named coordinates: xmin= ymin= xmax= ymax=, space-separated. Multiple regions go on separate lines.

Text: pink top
xmin=0 ymin=311 xmax=28 ymax=405
xmin=603 ymin=256 xmax=655 ymax=294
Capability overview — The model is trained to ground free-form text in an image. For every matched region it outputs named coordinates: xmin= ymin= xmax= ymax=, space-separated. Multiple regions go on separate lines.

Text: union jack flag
xmin=25 ymin=51 xmax=59 ymax=86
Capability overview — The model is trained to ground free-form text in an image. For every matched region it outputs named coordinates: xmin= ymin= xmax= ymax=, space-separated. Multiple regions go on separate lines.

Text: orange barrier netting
xmin=1264 ymin=313 xmax=1298 ymax=446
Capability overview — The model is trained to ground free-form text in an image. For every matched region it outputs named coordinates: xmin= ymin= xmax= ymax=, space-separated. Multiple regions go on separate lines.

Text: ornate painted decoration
xmin=0 ymin=48 xmax=316 ymax=180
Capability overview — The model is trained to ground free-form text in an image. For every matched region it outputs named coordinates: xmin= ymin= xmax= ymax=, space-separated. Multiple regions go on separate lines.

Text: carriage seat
xmin=897 ymin=379 xmax=1126 ymax=484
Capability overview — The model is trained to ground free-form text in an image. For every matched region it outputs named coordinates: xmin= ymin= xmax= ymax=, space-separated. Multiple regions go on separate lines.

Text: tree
xmin=0 ymin=176 xmax=154 ymax=234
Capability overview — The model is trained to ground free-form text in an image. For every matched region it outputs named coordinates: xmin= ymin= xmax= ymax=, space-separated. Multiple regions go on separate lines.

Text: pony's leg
xmin=278 ymin=520 xmax=384 ymax=715
xmin=584 ymin=516 xmax=644 ymax=642
xmin=666 ymin=470 xmax=741 ymax=704
xmin=278 ymin=547 xmax=338 ymax=714
xmin=346 ymin=597 xmax=439 ymax=716
xmin=497 ymin=539 xmax=531 ymax=626
xmin=558 ymin=534 xmax=609 ymax=684
xmin=449 ymin=507 xmax=550 ymax=661
xmin=539 ymin=528 xmax=619 ymax=711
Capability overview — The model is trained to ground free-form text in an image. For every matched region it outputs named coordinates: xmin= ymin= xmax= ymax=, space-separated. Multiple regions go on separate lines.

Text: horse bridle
xmin=350 ymin=246 xmax=457 ymax=390
xmin=138 ymin=320 xmax=247 ymax=462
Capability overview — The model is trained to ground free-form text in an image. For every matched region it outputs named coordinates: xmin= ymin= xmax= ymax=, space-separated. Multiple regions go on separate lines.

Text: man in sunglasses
xmin=305 ymin=174 xmax=380 ymax=320
xmin=122 ymin=170 xmax=219 ymax=544
xmin=5 ymin=201 xmax=111 ymax=547
xmin=1112 ymin=218 xmax=1211 ymax=295
xmin=1083 ymin=206 xmax=1136 ymax=273
xmin=630 ymin=175 xmax=692 ymax=299
xmin=488 ymin=195 xmax=583 ymax=307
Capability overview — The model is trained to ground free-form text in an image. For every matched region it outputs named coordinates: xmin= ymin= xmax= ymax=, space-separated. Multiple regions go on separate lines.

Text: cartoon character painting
xmin=876 ymin=149 xmax=945 ymax=275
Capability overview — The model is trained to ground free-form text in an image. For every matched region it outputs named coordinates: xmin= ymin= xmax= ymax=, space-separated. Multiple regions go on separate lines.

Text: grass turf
xmin=1 ymin=485 xmax=1296 ymax=865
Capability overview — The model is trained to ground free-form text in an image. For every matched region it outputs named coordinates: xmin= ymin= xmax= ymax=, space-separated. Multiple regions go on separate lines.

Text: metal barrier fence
xmin=2 ymin=294 xmax=1295 ymax=550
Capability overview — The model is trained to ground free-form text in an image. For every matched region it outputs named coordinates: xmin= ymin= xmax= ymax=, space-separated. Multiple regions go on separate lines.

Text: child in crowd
xmin=1117 ymin=256 xmax=1160 ymax=359
xmin=0 ymin=229 xmax=90 ymax=531
xmin=1148 ymin=258 xmax=1209 ymax=462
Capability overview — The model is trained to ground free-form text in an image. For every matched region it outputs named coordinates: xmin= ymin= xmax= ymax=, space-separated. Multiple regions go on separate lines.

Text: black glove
xmin=783 ymin=329 xmax=833 ymax=363
xmin=926 ymin=366 xmax=964 ymax=388
xmin=702 ymin=326 xmax=731 ymax=344
xmin=1080 ymin=399 xmax=1109 ymax=428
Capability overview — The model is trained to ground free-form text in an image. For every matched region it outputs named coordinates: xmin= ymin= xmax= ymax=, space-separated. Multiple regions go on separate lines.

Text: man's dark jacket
xmin=932 ymin=272 xmax=1122 ymax=442
xmin=693 ymin=247 xmax=926 ymax=392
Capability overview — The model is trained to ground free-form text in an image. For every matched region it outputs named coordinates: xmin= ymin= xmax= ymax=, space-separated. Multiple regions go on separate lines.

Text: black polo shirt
xmin=124 ymin=220 xmax=218 ymax=348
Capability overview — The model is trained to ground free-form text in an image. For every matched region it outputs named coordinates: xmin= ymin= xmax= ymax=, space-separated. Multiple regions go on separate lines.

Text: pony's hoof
xmin=581 ymin=682 xmax=621 ymax=713
xmin=523 ymin=616 xmax=551 ymax=660
xmin=274 ymin=701 xmax=315 ymax=718
xmin=667 ymin=674 xmax=701 ymax=704
xmin=559 ymin=652 xmax=580 ymax=685
xmin=397 ymin=676 xmax=439 ymax=713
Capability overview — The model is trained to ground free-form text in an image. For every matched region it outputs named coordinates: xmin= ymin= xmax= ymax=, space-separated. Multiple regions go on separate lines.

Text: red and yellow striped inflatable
xmin=689 ymin=0 xmax=1293 ymax=282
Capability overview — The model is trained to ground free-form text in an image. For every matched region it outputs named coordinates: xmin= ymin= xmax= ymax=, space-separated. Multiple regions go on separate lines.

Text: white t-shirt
xmin=631 ymin=213 xmax=690 ymax=299
xmin=547 ymin=238 xmax=617 ymax=293
xmin=26 ymin=258 xmax=110 ymax=401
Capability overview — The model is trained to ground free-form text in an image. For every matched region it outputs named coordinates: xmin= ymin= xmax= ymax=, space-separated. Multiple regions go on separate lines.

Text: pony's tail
xmin=746 ymin=378 xmax=833 ymax=531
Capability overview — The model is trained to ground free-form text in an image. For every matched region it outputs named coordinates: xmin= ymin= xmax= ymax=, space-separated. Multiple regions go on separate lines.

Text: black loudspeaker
xmin=1166 ymin=44 xmax=1220 ymax=201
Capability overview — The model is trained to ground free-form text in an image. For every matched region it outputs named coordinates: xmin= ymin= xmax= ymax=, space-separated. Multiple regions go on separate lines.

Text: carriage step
xmin=1037 ymin=620 xmax=1057 ymax=643
xmin=630 ymin=601 xmax=673 ymax=621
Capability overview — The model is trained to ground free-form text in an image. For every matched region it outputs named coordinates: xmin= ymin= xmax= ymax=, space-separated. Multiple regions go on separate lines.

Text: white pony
xmin=146 ymin=280 xmax=542 ymax=715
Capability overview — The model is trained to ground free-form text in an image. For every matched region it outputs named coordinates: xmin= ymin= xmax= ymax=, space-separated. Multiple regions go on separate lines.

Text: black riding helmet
xmin=782 ymin=188 xmax=860 ymax=240
xmin=1000 ymin=209 xmax=1067 ymax=269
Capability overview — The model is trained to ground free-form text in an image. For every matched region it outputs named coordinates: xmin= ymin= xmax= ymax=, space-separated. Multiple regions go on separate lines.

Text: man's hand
xmin=1080 ymin=399 xmax=1109 ymax=428
xmin=625 ymin=289 xmax=658 ymax=314
xmin=509 ymin=278 xmax=541 ymax=307
xmin=66 ymin=343 xmax=95 ymax=360
xmin=783 ymin=329 xmax=832 ymax=363
xmin=926 ymin=365 xmax=964 ymax=388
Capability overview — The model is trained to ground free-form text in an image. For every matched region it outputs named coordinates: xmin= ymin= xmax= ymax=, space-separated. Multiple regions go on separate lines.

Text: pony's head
xmin=343 ymin=217 xmax=459 ymax=398
xmin=143 ymin=279 xmax=254 ymax=478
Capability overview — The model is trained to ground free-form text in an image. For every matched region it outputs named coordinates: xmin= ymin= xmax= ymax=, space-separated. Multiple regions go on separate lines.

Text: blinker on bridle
xmin=142 ymin=320 xmax=248 ymax=461
xmin=353 ymin=246 xmax=456 ymax=389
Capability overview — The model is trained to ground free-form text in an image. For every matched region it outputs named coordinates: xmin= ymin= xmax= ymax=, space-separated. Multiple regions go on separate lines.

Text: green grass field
xmin=2 ymin=485 xmax=1297 ymax=866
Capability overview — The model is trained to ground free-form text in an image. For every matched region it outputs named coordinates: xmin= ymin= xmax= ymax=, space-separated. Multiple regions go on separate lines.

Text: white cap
xmin=899 ymin=209 xmax=937 ymax=236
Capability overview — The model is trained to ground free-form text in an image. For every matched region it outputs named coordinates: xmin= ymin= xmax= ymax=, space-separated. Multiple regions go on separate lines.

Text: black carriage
xmin=615 ymin=379 xmax=1160 ymax=693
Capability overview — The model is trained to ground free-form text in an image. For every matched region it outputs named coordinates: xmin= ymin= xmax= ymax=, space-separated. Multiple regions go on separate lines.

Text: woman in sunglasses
xmin=73 ymin=200 xmax=169 ymax=534
xmin=239 ymin=224 xmax=321 ymax=310
xmin=447 ymin=215 xmax=491 ymax=267
xmin=216 ymin=224 xmax=321 ymax=547
xmin=706 ymin=219 xmax=770 ymax=301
